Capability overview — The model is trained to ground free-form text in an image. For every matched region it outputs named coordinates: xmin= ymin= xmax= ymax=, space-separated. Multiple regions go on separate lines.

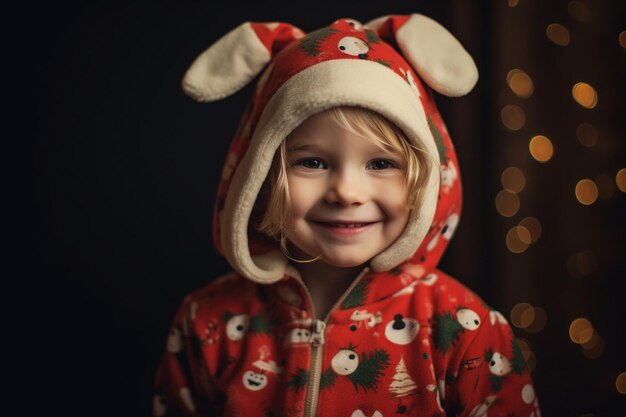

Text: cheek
xmin=287 ymin=178 xmax=319 ymax=216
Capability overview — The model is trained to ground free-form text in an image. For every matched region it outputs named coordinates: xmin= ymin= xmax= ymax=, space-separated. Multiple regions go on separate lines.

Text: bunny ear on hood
xmin=183 ymin=16 xmax=476 ymax=284
xmin=182 ymin=22 xmax=305 ymax=102
xmin=365 ymin=14 xmax=478 ymax=97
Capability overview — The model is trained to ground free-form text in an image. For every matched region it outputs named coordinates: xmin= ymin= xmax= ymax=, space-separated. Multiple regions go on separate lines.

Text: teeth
xmin=329 ymin=223 xmax=366 ymax=228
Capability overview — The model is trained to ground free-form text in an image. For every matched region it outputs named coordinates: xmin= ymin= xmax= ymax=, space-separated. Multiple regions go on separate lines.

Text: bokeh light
xmin=496 ymin=190 xmax=520 ymax=217
xmin=511 ymin=303 xmax=533 ymax=328
xmin=519 ymin=217 xmax=541 ymax=243
xmin=506 ymin=69 xmax=534 ymax=98
xmin=566 ymin=250 xmax=598 ymax=278
xmin=529 ymin=135 xmax=554 ymax=162
xmin=515 ymin=225 xmax=532 ymax=245
xmin=616 ymin=168 xmax=626 ymax=192
xmin=572 ymin=82 xmax=598 ymax=109
xmin=501 ymin=166 xmax=526 ymax=192
xmin=581 ymin=333 xmax=605 ymax=359
xmin=525 ymin=307 xmax=547 ymax=333
xmin=546 ymin=23 xmax=571 ymax=46
xmin=617 ymin=372 xmax=626 ymax=394
xmin=506 ymin=226 xmax=530 ymax=253
xmin=501 ymin=105 xmax=526 ymax=130
xmin=575 ymin=179 xmax=598 ymax=205
xmin=620 ymin=31 xmax=626 ymax=49
xmin=595 ymin=174 xmax=615 ymax=199
xmin=576 ymin=122 xmax=599 ymax=147
xmin=508 ymin=0 xmax=519 ymax=7
xmin=568 ymin=1 xmax=590 ymax=22
xmin=569 ymin=318 xmax=593 ymax=344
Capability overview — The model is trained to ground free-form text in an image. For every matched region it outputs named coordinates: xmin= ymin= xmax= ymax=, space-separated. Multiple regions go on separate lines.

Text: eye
xmin=367 ymin=159 xmax=397 ymax=170
xmin=297 ymin=158 xmax=327 ymax=169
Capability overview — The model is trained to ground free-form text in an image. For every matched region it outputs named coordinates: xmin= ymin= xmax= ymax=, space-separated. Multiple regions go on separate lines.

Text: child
xmin=153 ymin=15 xmax=540 ymax=417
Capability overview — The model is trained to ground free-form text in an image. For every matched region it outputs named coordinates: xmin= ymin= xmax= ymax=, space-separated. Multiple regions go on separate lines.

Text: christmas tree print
xmin=511 ymin=338 xmax=527 ymax=375
xmin=341 ymin=277 xmax=373 ymax=309
xmin=298 ymin=27 xmax=339 ymax=56
xmin=348 ymin=348 xmax=391 ymax=392
xmin=389 ymin=356 xmax=418 ymax=398
xmin=250 ymin=314 xmax=273 ymax=334
xmin=288 ymin=348 xmax=391 ymax=393
xmin=428 ymin=116 xmax=449 ymax=164
xmin=433 ymin=310 xmax=464 ymax=355
xmin=365 ymin=29 xmax=381 ymax=44
xmin=325 ymin=345 xmax=391 ymax=392
xmin=320 ymin=368 xmax=338 ymax=389
xmin=287 ymin=368 xmax=309 ymax=392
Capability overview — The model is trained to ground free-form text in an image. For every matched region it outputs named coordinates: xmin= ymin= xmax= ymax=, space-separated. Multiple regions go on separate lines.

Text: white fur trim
xmin=182 ymin=23 xmax=271 ymax=102
xmin=396 ymin=14 xmax=478 ymax=97
xmin=221 ymin=59 xmax=440 ymax=283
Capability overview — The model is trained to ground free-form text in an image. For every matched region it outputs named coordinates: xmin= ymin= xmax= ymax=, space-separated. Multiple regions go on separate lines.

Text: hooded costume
xmin=154 ymin=15 xmax=540 ymax=417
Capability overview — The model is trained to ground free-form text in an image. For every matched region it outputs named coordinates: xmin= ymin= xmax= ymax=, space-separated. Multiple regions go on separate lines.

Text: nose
xmin=325 ymin=168 xmax=368 ymax=206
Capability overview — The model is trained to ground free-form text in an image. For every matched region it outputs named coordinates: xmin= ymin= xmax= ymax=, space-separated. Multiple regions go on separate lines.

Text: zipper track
xmin=300 ymin=267 xmax=371 ymax=417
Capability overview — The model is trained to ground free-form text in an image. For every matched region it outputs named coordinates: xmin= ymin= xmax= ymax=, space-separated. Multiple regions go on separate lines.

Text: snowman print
xmin=338 ymin=36 xmax=369 ymax=59
xmin=226 ymin=314 xmax=249 ymax=341
xmin=385 ymin=314 xmax=419 ymax=345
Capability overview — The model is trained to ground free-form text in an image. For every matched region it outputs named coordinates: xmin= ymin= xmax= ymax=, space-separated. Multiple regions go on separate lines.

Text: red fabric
xmin=156 ymin=17 xmax=540 ymax=417
xmin=154 ymin=271 xmax=540 ymax=417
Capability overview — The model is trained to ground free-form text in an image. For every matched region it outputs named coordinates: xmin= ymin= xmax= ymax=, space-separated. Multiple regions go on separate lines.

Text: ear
xmin=365 ymin=14 xmax=478 ymax=97
xmin=182 ymin=22 xmax=305 ymax=102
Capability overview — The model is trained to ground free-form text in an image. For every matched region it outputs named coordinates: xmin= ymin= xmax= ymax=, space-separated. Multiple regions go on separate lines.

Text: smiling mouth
xmin=324 ymin=223 xmax=371 ymax=228
xmin=311 ymin=221 xmax=378 ymax=235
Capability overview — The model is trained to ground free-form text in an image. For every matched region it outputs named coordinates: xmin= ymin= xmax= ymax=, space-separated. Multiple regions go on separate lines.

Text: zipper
xmin=297 ymin=267 xmax=371 ymax=417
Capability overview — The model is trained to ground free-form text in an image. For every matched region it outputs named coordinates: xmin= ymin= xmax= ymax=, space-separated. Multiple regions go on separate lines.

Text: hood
xmin=182 ymin=15 xmax=475 ymax=283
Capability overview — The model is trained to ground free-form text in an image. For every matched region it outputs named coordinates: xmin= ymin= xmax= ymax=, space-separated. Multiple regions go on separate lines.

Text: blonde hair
xmin=252 ymin=106 xmax=434 ymax=253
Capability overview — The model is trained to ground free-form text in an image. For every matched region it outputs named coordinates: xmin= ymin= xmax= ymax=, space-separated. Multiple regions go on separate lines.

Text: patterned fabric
xmin=154 ymin=270 xmax=540 ymax=417
xmin=154 ymin=17 xmax=540 ymax=417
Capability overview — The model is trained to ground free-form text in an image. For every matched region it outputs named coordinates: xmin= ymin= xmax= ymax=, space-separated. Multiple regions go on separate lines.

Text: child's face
xmin=284 ymin=110 xmax=410 ymax=268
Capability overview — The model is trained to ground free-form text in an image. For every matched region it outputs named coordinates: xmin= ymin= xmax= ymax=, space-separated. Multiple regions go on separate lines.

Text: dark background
xmin=22 ymin=0 xmax=625 ymax=415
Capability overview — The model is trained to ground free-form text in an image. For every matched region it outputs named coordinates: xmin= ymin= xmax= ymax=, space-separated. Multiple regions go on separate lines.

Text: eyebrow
xmin=285 ymin=143 xmax=323 ymax=152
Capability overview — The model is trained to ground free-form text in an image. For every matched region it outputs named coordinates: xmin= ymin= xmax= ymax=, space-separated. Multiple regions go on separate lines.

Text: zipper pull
xmin=309 ymin=319 xmax=326 ymax=346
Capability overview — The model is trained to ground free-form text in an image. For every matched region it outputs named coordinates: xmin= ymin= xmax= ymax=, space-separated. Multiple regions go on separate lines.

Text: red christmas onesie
xmin=154 ymin=16 xmax=540 ymax=417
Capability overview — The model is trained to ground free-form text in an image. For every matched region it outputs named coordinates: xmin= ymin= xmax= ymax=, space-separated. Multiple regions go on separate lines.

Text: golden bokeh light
xmin=566 ymin=250 xmax=598 ymax=278
xmin=575 ymin=179 xmax=599 ymax=205
xmin=568 ymin=1 xmax=590 ymax=22
xmin=524 ymin=350 xmax=537 ymax=373
xmin=616 ymin=168 xmax=626 ymax=192
xmin=529 ymin=135 xmax=554 ymax=162
xmin=576 ymin=122 xmax=598 ymax=147
xmin=617 ymin=372 xmax=626 ymax=394
xmin=501 ymin=166 xmax=526 ymax=192
xmin=516 ymin=338 xmax=530 ymax=352
xmin=508 ymin=0 xmax=520 ymax=7
xmin=511 ymin=303 xmax=533 ymax=328
xmin=620 ymin=31 xmax=626 ymax=50
xmin=595 ymin=174 xmax=615 ymax=199
xmin=516 ymin=226 xmax=532 ymax=245
xmin=519 ymin=217 xmax=541 ymax=243
xmin=582 ymin=333 xmax=604 ymax=359
xmin=520 ymin=306 xmax=536 ymax=328
xmin=569 ymin=318 xmax=593 ymax=344
xmin=546 ymin=23 xmax=571 ymax=46
xmin=506 ymin=226 xmax=530 ymax=253
xmin=572 ymin=82 xmax=598 ymax=109
xmin=525 ymin=307 xmax=547 ymax=333
xmin=501 ymin=105 xmax=526 ymax=130
xmin=506 ymin=69 xmax=534 ymax=98
xmin=496 ymin=190 xmax=520 ymax=217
